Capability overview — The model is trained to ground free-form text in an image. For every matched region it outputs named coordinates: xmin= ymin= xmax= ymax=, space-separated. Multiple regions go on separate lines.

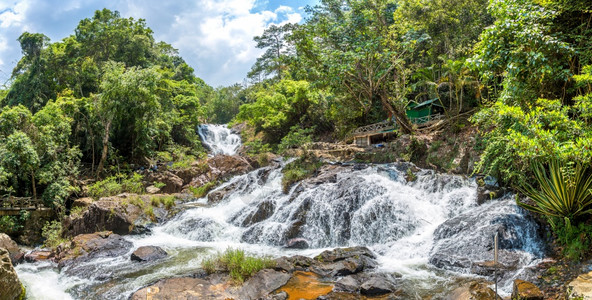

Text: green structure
xmin=406 ymin=99 xmax=444 ymax=124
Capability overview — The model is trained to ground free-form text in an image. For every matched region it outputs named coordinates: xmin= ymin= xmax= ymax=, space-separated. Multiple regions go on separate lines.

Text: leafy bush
xmin=278 ymin=125 xmax=315 ymax=152
xmin=41 ymin=220 xmax=67 ymax=249
xmin=201 ymin=248 xmax=276 ymax=283
xmin=551 ymin=218 xmax=592 ymax=261
xmin=88 ymin=173 xmax=144 ymax=199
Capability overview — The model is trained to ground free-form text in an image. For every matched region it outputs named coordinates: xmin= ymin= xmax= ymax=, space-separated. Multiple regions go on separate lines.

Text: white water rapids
xmin=14 ymin=125 xmax=547 ymax=299
xmin=197 ymin=124 xmax=241 ymax=156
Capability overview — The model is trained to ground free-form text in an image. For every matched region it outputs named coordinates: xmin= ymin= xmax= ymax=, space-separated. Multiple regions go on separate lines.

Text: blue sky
xmin=0 ymin=0 xmax=319 ymax=87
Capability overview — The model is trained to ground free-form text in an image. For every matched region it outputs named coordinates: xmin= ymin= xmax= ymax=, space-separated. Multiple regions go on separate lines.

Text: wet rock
xmin=0 ymin=233 xmax=23 ymax=265
xmin=334 ymin=275 xmax=359 ymax=293
xmin=285 ymin=238 xmax=309 ymax=249
xmin=267 ymin=291 xmax=288 ymax=300
xmin=187 ymin=155 xmax=253 ymax=190
xmin=357 ymin=273 xmax=398 ymax=296
xmin=207 ymin=181 xmax=240 ymax=204
xmin=131 ymin=246 xmax=168 ymax=262
xmin=241 ymin=200 xmax=275 ymax=226
xmin=0 ymin=247 xmax=25 ymax=300
xmin=446 ymin=281 xmax=502 ymax=300
xmin=568 ymin=271 xmax=592 ymax=300
xmin=239 ymin=269 xmax=291 ymax=299
xmin=131 ymin=277 xmax=234 ymax=300
xmin=274 ymin=255 xmax=315 ymax=273
xmin=312 ymin=247 xmax=378 ymax=277
xmin=476 ymin=186 xmax=505 ymax=205
xmin=429 ymin=199 xmax=544 ymax=274
xmin=24 ymin=250 xmax=53 ymax=262
xmin=511 ymin=279 xmax=543 ymax=300
xmin=55 ymin=231 xmax=132 ymax=276
xmin=471 ymin=260 xmax=516 ymax=276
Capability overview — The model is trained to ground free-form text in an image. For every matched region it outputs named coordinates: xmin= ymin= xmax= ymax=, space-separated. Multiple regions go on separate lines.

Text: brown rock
xmin=568 ymin=271 xmax=592 ymax=300
xmin=239 ymin=269 xmax=291 ymax=299
xmin=145 ymin=171 xmax=184 ymax=193
xmin=446 ymin=281 xmax=502 ymax=300
xmin=72 ymin=197 xmax=93 ymax=209
xmin=131 ymin=277 xmax=234 ymax=300
xmin=24 ymin=250 xmax=53 ymax=262
xmin=0 ymin=233 xmax=22 ymax=264
xmin=131 ymin=246 xmax=168 ymax=262
xmin=0 ymin=247 xmax=25 ymax=300
xmin=511 ymin=279 xmax=543 ymax=300
xmin=63 ymin=194 xmax=158 ymax=236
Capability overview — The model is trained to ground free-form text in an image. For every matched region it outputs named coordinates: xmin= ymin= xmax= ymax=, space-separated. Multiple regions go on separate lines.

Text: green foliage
xmin=204 ymin=84 xmax=244 ymax=124
xmin=0 ymin=212 xmax=28 ymax=235
xmin=281 ymin=155 xmax=323 ymax=193
xmin=235 ymin=79 xmax=324 ymax=144
xmin=87 ymin=173 xmax=144 ymax=199
xmin=551 ymin=218 xmax=592 ymax=261
xmin=518 ymin=160 xmax=592 ymax=221
xmin=41 ymin=220 xmax=67 ymax=249
xmin=189 ymin=181 xmax=218 ymax=199
xmin=278 ymin=125 xmax=315 ymax=152
xmin=150 ymin=195 xmax=176 ymax=210
xmin=201 ymin=248 xmax=276 ymax=283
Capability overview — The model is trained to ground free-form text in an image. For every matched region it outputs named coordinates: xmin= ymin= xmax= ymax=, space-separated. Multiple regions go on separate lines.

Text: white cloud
xmin=0 ymin=0 xmax=308 ymax=87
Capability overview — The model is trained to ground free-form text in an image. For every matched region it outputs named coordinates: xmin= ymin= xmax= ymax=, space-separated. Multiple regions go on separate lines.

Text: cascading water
xmin=15 ymin=161 xmax=546 ymax=299
xmin=197 ymin=124 xmax=241 ymax=155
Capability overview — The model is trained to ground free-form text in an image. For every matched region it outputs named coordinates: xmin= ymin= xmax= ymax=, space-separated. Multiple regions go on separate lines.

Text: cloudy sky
xmin=0 ymin=0 xmax=318 ymax=87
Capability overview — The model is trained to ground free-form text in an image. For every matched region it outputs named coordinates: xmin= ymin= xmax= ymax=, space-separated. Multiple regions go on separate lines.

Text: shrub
xmin=278 ymin=125 xmax=315 ymax=152
xmin=281 ymin=154 xmax=323 ymax=193
xmin=201 ymin=248 xmax=276 ymax=283
xmin=88 ymin=173 xmax=144 ymax=199
xmin=189 ymin=181 xmax=218 ymax=198
xmin=41 ymin=220 xmax=67 ymax=249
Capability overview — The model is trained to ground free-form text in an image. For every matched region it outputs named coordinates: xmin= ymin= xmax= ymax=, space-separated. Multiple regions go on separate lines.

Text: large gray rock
xmin=358 ymin=273 xmax=398 ymax=296
xmin=55 ymin=231 xmax=133 ymax=277
xmin=312 ymin=247 xmax=378 ymax=277
xmin=239 ymin=269 xmax=291 ymax=299
xmin=0 ymin=247 xmax=25 ymax=300
xmin=131 ymin=246 xmax=168 ymax=262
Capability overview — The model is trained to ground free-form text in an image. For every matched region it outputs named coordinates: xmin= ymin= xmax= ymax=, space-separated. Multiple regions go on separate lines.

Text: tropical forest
xmin=0 ymin=0 xmax=591 ymax=299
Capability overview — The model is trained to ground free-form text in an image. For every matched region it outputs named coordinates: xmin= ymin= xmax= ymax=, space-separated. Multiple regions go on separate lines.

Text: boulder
xmin=511 ymin=279 xmax=543 ymax=300
xmin=285 ymin=238 xmax=309 ymax=249
xmin=239 ymin=269 xmax=291 ymax=299
xmin=55 ymin=231 xmax=132 ymax=276
xmin=0 ymin=234 xmax=22 ymax=264
xmin=0 ymin=247 xmax=25 ymax=300
xmin=131 ymin=246 xmax=168 ymax=262
xmin=63 ymin=194 xmax=183 ymax=237
xmin=568 ymin=271 xmax=592 ymax=300
xmin=145 ymin=171 xmax=184 ymax=193
xmin=334 ymin=276 xmax=359 ymax=293
xmin=131 ymin=277 xmax=234 ymax=300
xmin=312 ymin=247 xmax=378 ymax=277
xmin=446 ymin=281 xmax=502 ymax=300
xmin=146 ymin=186 xmax=161 ymax=194
xmin=24 ymin=250 xmax=53 ymax=263
xmin=274 ymin=255 xmax=315 ymax=273
xmin=358 ymin=273 xmax=398 ymax=296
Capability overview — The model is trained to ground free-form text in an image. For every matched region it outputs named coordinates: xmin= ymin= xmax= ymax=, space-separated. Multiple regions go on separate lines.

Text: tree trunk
xmin=96 ymin=119 xmax=112 ymax=177
xmin=379 ymin=94 xmax=413 ymax=134
xmin=31 ymin=171 xmax=36 ymax=200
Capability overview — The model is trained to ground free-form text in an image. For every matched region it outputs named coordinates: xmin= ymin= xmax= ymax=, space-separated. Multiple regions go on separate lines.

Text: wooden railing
xmin=411 ymin=113 xmax=444 ymax=125
xmin=0 ymin=197 xmax=45 ymax=211
xmin=352 ymin=120 xmax=397 ymax=135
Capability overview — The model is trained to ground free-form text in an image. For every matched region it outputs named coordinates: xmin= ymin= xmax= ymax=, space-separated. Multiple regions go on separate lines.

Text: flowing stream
xmin=15 ymin=125 xmax=547 ymax=299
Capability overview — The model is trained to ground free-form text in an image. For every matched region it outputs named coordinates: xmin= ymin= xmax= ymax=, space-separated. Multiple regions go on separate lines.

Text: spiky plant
xmin=518 ymin=160 xmax=592 ymax=228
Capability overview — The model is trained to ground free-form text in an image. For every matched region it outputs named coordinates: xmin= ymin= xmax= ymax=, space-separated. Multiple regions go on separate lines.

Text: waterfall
xmin=14 ymin=163 xmax=547 ymax=299
xmin=197 ymin=124 xmax=241 ymax=156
